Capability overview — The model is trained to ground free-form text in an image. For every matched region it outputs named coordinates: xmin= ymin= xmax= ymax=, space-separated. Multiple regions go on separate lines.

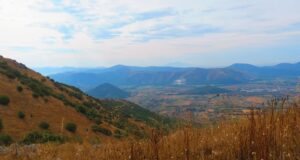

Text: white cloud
xmin=0 ymin=0 xmax=299 ymax=67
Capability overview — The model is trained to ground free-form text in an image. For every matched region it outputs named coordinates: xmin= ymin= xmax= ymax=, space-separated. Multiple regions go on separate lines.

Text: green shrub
xmin=22 ymin=132 xmax=65 ymax=144
xmin=91 ymin=125 xmax=112 ymax=136
xmin=0 ymin=96 xmax=10 ymax=105
xmin=32 ymin=93 xmax=39 ymax=98
xmin=75 ymin=105 xmax=87 ymax=114
xmin=0 ymin=118 xmax=3 ymax=131
xmin=69 ymin=92 xmax=83 ymax=100
xmin=0 ymin=134 xmax=13 ymax=146
xmin=39 ymin=122 xmax=50 ymax=130
xmin=18 ymin=111 xmax=25 ymax=119
xmin=114 ymin=130 xmax=123 ymax=139
xmin=20 ymin=77 xmax=52 ymax=97
xmin=95 ymin=117 xmax=102 ymax=125
xmin=65 ymin=122 xmax=77 ymax=133
xmin=17 ymin=86 xmax=23 ymax=92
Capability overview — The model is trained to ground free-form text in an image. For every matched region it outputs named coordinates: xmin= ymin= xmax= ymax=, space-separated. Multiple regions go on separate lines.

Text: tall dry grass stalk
xmin=1 ymin=98 xmax=300 ymax=160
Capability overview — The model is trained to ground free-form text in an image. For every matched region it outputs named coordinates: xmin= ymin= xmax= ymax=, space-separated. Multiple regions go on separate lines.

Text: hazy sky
xmin=0 ymin=0 xmax=300 ymax=67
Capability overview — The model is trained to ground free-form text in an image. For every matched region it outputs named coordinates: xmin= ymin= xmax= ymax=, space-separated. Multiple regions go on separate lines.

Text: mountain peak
xmin=87 ymin=83 xmax=130 ymax=99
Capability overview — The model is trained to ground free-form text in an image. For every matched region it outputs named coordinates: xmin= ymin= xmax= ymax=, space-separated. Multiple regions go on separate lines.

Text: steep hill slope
xmin=87 ymin=83 xmax=130 ymax=99
xmin=0 ymin=56 xmax=175 ymax=142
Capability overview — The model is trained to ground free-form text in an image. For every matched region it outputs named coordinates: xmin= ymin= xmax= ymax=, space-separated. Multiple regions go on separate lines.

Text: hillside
xmin=0 ymin=56 xmax=175 ymax=143
xmin=87 ymin=83 xmax=130 ymax=99
xmin=0 ymin=99 xmax=299 ymax=160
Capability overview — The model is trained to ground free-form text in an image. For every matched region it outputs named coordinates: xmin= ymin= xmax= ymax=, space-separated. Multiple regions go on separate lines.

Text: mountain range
xmin=47 ymin=62 xmax=300 ymax=91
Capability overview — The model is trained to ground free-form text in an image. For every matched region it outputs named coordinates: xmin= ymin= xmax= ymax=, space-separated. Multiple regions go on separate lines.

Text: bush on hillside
xmin=39 ymin=122 xmax=50 ymax=130
xmin=17 ymin=85 xmax=23 ymax=92
xmin=75 ymin=105 xmax=87 ymax=114
xmin=91 ymin=125 xmax=112 ymax=136
xmin=18 ymin=111 xmax=25 ymax=119
xmin=22 ymin=132 xmax=65 ymax=144
xmin=0 ymin=118 xmax=3 ymax=131
xmin=32 ymin=93 xmax=39 ymax=99
xmin=114 ymin=130 xmax=123 ymax=139
xmin=20 ymin=77 xmax=52 ymax=97
xmin=0 ymin=134 xmax=13 ymax=146
xmin=0 ymin=96 xmax=10 ymax=105
xmin=65 ymin=123 xmax=77 ymax=133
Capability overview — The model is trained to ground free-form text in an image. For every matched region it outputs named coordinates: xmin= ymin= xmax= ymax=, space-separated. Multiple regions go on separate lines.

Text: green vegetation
xmin=0 ymin=134 xmax=13 ymax=146
xmin=22 ymin=132 xmax=65 ymax=144
xmin=114 ymin=130 xmax=123 ymax=139
xmin=0 ymin=118 xmax=3 ymax=131
xmin=39 ymin=122 xmax=50 ymax=130
xmin=17 ymin=85 xmax=23 ymax=92
xmin=91 ymin=125 xmax=112 ymax=136
xmin=0 ymin=61 xmax=52 ymax=98
xmin=20 ymin=77 xmax=52 ymax=97
xmin=0 ymin=61 xmax=22 ymax=79
xmin=0 ymin=95 xmax=10 ymax=105
xmin=18 ymin=111 xmax=25 ymax=119
xmin=65 ymin=123 xmax=77 ymax=133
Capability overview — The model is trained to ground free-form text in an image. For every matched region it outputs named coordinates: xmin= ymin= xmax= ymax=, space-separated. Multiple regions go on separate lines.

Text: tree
xmin=0 ymin=134 xmax=13 ymax=146
xmin=17 ymin=86 xmax=23 ymax=92
xmin=0 ymin=96 xmax=10 ymax=105
xmin=18 ymin=111 xmax=25 ymax=119
xmin=0 ymin=118 xmax=3 ymax=131
xmin=65 ymin=122 xmax=77 ymax=133
xmin=39 ymin=122 xmax=50 ymax=130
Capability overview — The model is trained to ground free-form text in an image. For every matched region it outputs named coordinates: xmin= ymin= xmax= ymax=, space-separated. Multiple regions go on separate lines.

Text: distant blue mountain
xmin=87 ymin=83 xmax=130 ymax=99
xmin=51 ymin=65 xmax=250 ymax=90
xmin=228 ymin=62 xmax=300 ymax=79
xmin=49 ymin=62 xmax=300 ymax=91
xmin=33 ymin=67 xmax=106 ymax=75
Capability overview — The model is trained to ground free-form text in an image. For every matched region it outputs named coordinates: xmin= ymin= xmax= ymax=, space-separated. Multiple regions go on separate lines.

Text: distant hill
xmin=0 ymin=55 xmax=175 ymax=143
xmin=51 ymin=66 xmax=250 ymax=90
xmin=49 ymin=62 xmax=300 ymax=91
xmin=183 ymin=86 xmax=231 ymax=95
xmin=87 ymin=83 xmax=130 ymax=99
xmin=228 ymin=62 xmax=300 ymax=79
xmin=33 ymin=67 xmax=106 ymax=75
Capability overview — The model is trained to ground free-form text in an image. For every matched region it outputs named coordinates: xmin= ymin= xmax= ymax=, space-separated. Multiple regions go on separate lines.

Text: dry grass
xmin=0 ymin=98 xmax=299 ymax=160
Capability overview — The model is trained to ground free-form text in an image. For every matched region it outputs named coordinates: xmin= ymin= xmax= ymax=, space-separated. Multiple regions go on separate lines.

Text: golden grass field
xmin=0 ymin=99 xmax=299 ymax=160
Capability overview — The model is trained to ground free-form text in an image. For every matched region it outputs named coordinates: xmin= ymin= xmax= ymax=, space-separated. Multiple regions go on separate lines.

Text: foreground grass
xmin=0 ymin=99 xmax=300 ymax=160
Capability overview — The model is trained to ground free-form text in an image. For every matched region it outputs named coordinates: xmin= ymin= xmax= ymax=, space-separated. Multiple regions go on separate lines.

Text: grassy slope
xmin=0 ymin=56 xmax=176 ymax=141
xmin=1 ymin=99 xmax=299 ymax=160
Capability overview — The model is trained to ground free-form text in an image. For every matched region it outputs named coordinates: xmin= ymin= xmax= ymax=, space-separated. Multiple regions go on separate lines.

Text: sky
xmin=0 ymin=0 xmax=300 ymax=67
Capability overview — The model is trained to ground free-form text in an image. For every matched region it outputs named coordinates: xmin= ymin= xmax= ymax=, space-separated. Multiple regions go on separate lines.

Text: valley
xmin=126 ymin=80 xmax=299 ymax=124
xmin=45 ymin=64 xmax=300 ymax=125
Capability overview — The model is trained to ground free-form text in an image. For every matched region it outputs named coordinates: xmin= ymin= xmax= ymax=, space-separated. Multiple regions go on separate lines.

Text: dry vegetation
xmin=0 ymin=56 xmax=176 ymax=143
xmin=0 ymin=98 xmax=299 ymax=160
